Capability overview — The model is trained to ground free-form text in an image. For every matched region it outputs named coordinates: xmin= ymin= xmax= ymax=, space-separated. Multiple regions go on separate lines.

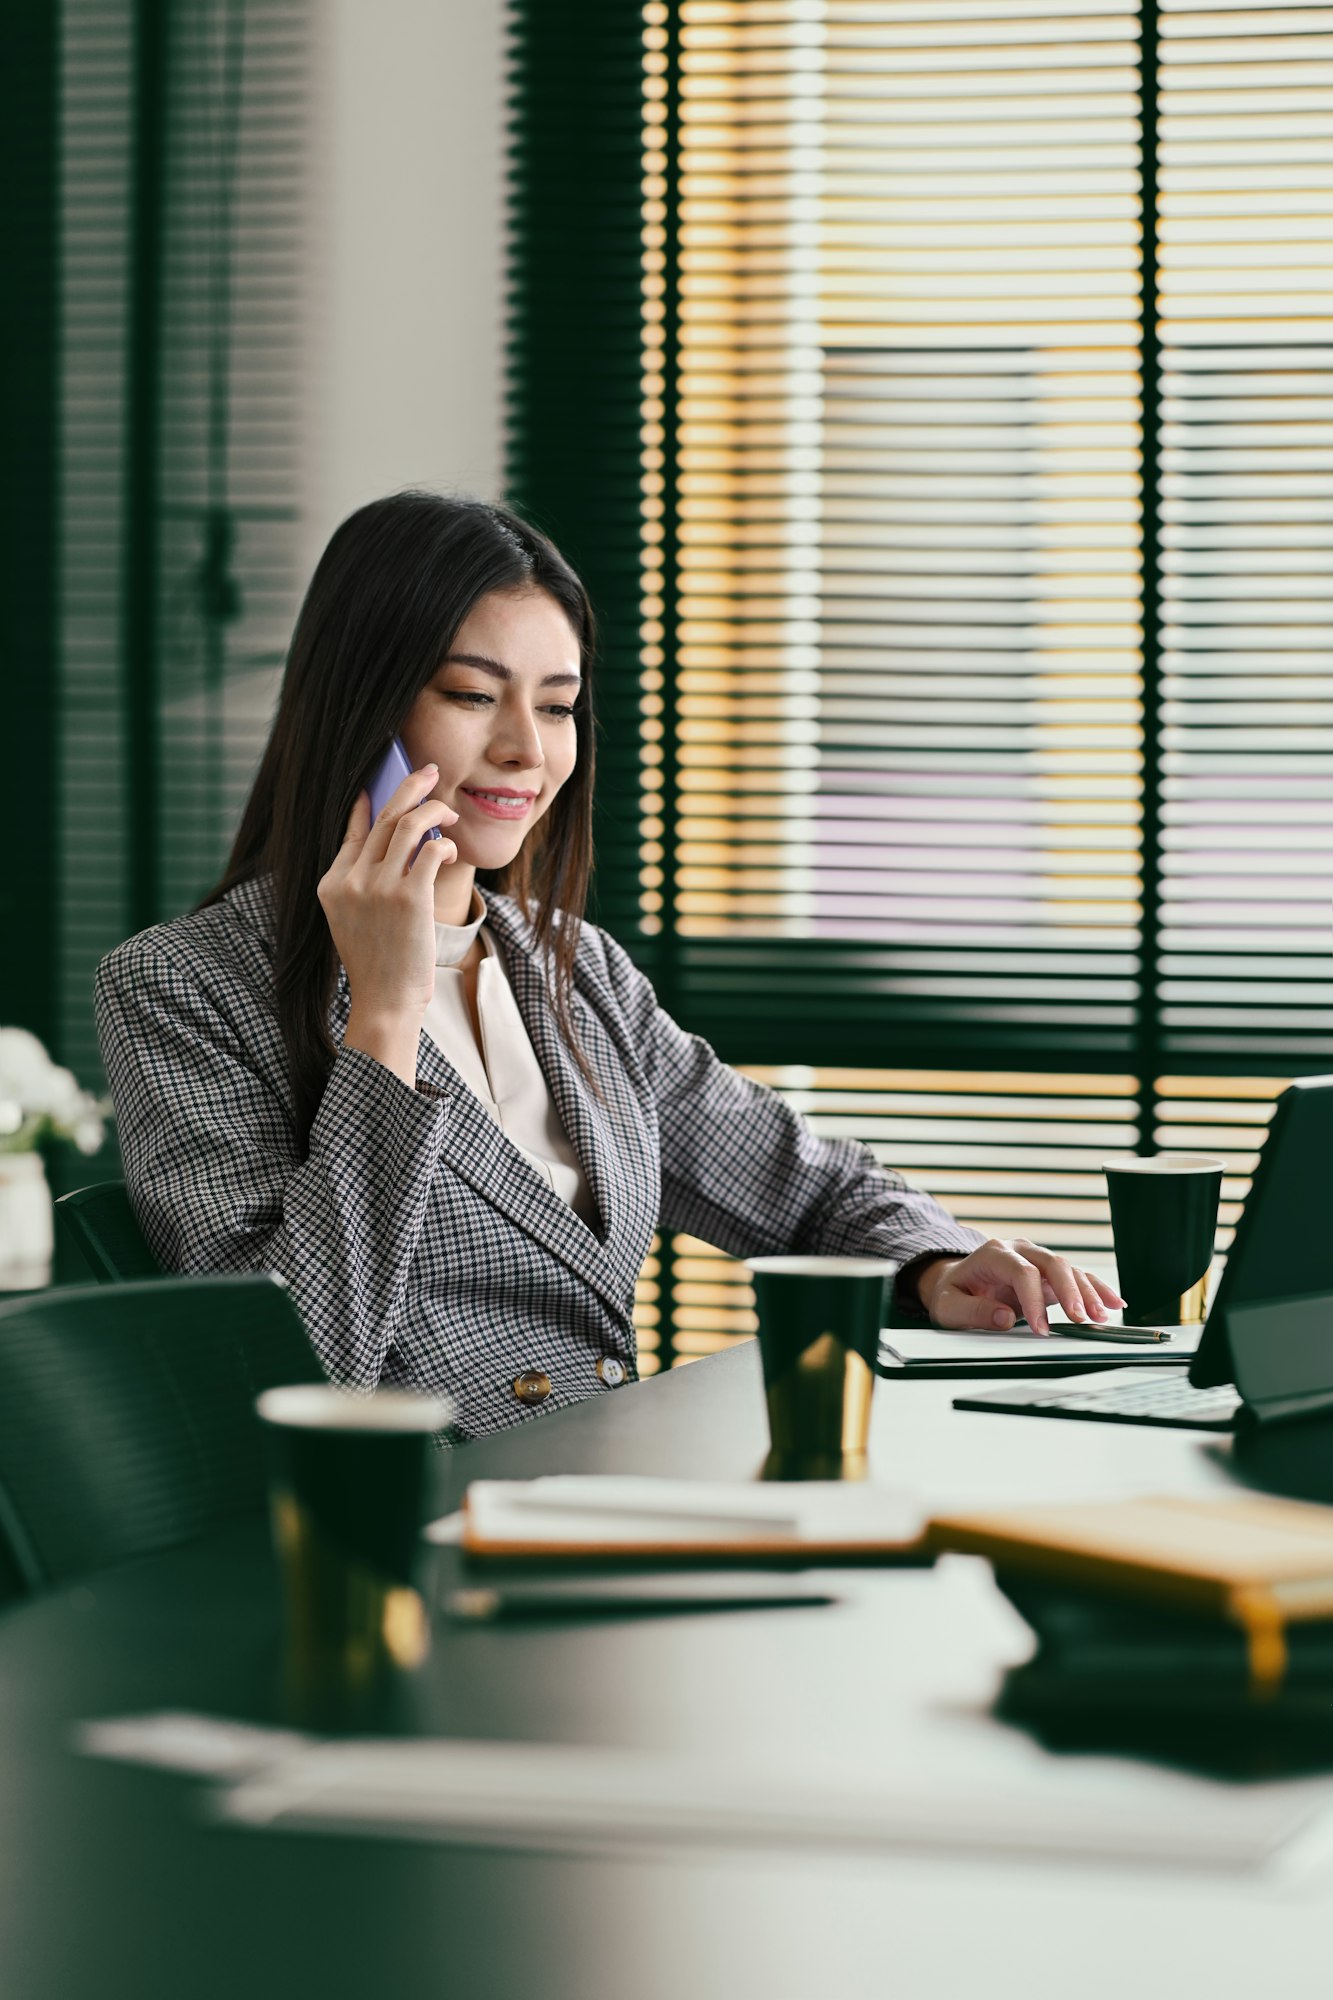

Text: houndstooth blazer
xmin=95 ymin=877 xmax=984 ymax=1440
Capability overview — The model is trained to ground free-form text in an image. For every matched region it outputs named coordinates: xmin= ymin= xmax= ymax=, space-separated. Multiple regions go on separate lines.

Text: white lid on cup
xmin=256 ymin=1385 xmax=453 ymax=1433
xmin=1101 ymin=1154 xmax=1224 ymax=1175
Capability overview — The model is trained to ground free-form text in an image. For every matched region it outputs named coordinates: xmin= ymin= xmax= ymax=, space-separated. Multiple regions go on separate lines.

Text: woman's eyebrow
xmin=445 ymin=651 xmax=582 ymax=690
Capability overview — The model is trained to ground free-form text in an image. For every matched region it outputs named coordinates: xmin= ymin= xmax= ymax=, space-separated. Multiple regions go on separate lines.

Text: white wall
xmin=302 ymin=0 xmax=507 ymax=574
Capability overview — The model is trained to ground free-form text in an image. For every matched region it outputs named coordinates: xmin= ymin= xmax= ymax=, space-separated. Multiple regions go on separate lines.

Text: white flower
xmin=0 ymin=1026 xmax=108 ymax=1155
xmin=47 ymin=1067 xmax=84 ymax=1120
xmin=0 ymin=1029 xmax=52 ymax=1104
xmin=74 ymin=1114 xmax=105 ymax=1156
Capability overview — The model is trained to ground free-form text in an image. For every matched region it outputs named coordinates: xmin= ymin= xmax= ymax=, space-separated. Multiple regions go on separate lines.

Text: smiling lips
xmin=459 ymin=787 xmax=537 ymax=820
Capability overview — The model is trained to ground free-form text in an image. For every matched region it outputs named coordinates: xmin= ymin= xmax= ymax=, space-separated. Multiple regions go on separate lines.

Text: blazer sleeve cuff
xmin=311 ymin=1043 xmax=451 ymax=1168
xmin=885 ymin=1226 xmax=988 ymax=1322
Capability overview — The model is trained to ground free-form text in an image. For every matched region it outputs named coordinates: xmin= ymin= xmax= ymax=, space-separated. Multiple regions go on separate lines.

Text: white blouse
xmin=421 ymin=890 xmax=598 ymax=1228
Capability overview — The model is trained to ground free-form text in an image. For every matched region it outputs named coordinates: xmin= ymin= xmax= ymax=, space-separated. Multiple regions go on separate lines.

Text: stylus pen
xmin=1054 ymin=1324 xmax=1172 ymax=1345
xmin=444 ymin=1579 xmax=838 ymax=1622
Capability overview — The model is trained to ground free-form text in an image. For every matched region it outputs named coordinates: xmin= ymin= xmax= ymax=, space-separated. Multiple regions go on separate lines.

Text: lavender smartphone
xmin=366 ymin=736 xmax=442 ymax=857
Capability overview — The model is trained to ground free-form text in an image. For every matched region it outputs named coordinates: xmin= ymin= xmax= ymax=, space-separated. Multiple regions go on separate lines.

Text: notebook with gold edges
xmin=927 ymin=1493 xmax=1333 ymax=1692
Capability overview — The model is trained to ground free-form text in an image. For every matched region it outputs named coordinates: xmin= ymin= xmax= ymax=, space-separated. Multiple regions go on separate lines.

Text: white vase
xmin=0 ymin=1151 xmax=54 ymax=1289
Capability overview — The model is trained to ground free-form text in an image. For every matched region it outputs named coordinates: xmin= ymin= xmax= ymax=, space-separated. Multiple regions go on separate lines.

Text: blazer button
xmin=596 ymin=1357 xmax=627 ymax=1388
xmin=513 ymin=1369 xmax=552 ymax=1407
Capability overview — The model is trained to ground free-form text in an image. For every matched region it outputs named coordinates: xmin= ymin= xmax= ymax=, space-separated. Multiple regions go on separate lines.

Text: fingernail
xmin=993 ymin=1309 xmax=1010 ymax=1329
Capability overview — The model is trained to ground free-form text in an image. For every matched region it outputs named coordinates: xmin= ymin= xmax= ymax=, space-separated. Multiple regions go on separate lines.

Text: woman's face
xmin=399 ymin=586 xmax=582 ymax=875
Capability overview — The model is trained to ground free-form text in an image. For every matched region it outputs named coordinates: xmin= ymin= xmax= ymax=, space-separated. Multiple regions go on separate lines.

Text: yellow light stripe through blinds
xmin=1158 ymin=2 xmax=1333 ymax=1064
xmin=668 ymin=1067 xmax=1281 ymax=1361
xmin=656 ymin=0 xmax=1145 ymax=1055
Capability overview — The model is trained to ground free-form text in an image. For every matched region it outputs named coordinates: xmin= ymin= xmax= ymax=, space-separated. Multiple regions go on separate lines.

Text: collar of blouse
xmin=432 ymin=887 xmax=488 ymax=967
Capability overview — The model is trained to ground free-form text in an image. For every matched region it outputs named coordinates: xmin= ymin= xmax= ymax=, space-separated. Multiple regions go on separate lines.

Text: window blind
xmin=58 ymin=0 xmax=311 ymax=1085
xmin=659 ymin=0 xmax=1148 ymax=1067
xmin=155 ymin=0 xmax=309 ymax=923
xmin=2 ymin=2 xmax=59 ymax=1052
xmin=505 ymin=2 xmax=1333 ymax=1366
xmin=1157 ymin=0 xmax=1333 ymax=1065
xmin=504 ymin=0 xmax=653 ymax=953
xmin=59 ymin=0 xmax=136 ymax=1083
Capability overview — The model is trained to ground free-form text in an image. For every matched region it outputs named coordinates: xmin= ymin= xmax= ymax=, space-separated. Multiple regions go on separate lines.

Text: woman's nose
xmin=491 ymin=705 xmax=543 ymax=768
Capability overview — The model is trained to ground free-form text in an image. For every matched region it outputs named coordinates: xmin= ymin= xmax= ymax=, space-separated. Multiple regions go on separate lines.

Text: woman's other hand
xmin=913 ymin=1239 xmax=1124 ymax=1335
xmin=317 ymin=764 xmax=459 ymax=1088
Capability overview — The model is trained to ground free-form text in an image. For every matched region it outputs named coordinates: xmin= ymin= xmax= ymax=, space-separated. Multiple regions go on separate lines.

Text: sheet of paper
xmin=454 ymin=1477 xmax=922 ymax=1548
xmin=485 ymin=1476 xmax=805 ymax=1527
xmin=77 ymin=1712 xmax=309 ymax=1776
xmin=80 ymin=1710 xmax=1333 ymax=1882
xmin=214 ymin=1733 xmax=1327 ymax=1876
xmin=423 ymin=1511 xmax=465 ymax=1546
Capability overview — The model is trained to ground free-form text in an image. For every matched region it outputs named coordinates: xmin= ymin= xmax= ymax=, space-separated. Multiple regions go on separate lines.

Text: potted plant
xmin=0 ymin=1028 xmax=109 ymax=1287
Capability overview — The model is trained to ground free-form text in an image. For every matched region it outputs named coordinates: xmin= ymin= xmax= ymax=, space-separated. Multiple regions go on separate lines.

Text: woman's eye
xmin=444 ymin=689 xmax=577 ymax=721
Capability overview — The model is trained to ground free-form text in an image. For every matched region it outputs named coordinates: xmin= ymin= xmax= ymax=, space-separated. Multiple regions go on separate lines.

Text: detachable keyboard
xmin=954 ymin=1366 xmax=1243 ymax=1432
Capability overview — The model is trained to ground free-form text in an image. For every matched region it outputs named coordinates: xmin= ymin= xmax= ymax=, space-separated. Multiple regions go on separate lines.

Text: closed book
xmin=997 ymin=1574 xmax=1333 ymax=1688
xmin=995 ymin=1578 xmax=1333 ymax=1773
xmin=995 ymin=1661 xmax=1333 ymax=1781
xmin=927 ymin=1493 xmax=1333 ymax=1692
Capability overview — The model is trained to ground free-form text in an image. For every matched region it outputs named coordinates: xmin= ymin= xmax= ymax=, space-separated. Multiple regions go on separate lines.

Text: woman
xmin=97 ymin=493 xmax=1122 ymax=1437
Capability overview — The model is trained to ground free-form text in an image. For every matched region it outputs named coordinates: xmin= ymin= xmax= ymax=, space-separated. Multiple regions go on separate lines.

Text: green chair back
xmin=0 ymin=1273 xmax=324 ymax=1595
xmin=55 ymin=1181 xmax=162 ymax=1283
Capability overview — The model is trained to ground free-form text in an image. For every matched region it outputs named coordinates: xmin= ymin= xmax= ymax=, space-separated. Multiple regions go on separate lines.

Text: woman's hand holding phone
xmin=317 ymin=761 xmax=459 ymax=1090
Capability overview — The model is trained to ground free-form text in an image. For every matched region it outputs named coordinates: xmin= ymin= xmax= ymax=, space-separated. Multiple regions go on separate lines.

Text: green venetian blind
xmin=58 ymin=0 xmax=311 ymax=1086
xmin=504 ymin=0 xmax=654 ymax=955
xmin=154 ymin=0 xmax=310 ymax=922
xmin=2 ymin=3 xmax=59 ymax=1053
xmin=59 ymin=0 xmax=137 ymax=1083
xmin=505 ymin=1 xmax=669 ymax=1366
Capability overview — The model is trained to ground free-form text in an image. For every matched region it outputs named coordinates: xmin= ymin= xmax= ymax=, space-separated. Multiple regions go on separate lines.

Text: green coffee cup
xmin=1103 ymin=1153 xmax=1223 ymax=1326
xmin=746 ymin=1256 xmax=893 ymax=1480
xmin=257 ymin=1385 xmax=451 ymax=1726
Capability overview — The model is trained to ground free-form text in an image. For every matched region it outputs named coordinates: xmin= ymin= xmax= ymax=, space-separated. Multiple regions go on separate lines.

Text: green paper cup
xmin=257 ymin=1385 xmax=451 ymax=1726
xmin=747 ymin=1256 xmax=894 ymax=1480
xmin=1103 ymin=1154 xmax=1223 ymax=1327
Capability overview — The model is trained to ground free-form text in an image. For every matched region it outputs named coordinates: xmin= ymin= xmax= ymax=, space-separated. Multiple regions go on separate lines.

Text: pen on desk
xmin=444 ymin=1578 xmax=839 ymax=1622
xmin=1053 ymin=1324 xmax=1172 ymax=1345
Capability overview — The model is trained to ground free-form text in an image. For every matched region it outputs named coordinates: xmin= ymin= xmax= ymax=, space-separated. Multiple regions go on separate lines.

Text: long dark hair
xmin=201 ymin=493 xmax=598 ymax=1146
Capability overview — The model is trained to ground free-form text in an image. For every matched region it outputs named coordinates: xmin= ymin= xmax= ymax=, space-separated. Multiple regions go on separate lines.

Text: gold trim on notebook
xmin=1231 ymin=1587 xmax=1289 ymax=1700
